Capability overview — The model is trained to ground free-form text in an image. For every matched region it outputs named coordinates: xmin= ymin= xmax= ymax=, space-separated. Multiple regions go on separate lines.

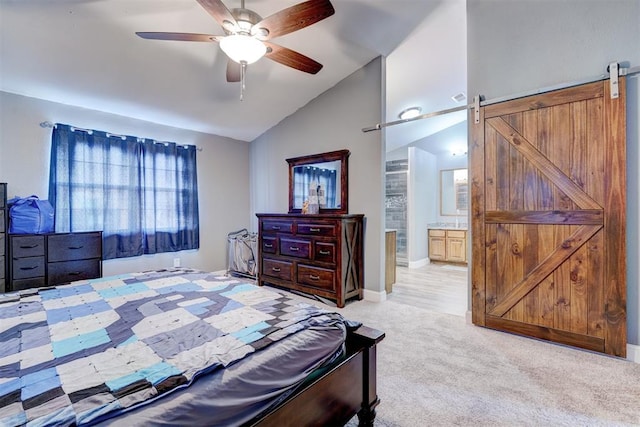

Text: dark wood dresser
xmin=0 ymin=183 xmax=7 ymax=292
xmin=256 ymin=213 xmax=364 ymax=308
xmin=8 ymin=231 xmax=102 ymax=291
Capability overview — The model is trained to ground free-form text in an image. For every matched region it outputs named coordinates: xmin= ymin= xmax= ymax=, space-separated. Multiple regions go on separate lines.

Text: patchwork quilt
xmin=0 ymin=269 xmax=346 ymax=427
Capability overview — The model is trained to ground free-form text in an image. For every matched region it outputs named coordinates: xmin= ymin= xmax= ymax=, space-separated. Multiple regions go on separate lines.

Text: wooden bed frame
xmin=248 ymin=325 xmax=385 ymax=427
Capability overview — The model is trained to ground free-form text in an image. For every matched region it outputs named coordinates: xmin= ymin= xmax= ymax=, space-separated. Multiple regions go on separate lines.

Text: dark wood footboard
xmin=250 ymin=325 xmax=385 ymax=427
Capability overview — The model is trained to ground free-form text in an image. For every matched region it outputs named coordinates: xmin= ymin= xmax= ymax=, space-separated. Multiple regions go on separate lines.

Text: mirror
xmin=287 ymin=150 xmax=349 ymax=214
xmin=440 ymin=168 xmax=468 ymax=216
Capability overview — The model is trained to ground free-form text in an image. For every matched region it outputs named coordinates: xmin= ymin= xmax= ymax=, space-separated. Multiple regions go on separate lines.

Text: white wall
xmin=467 ymin=0 xmax=640 ymax=348
xmin=0 ymin=91 xmax=251 ymax=276
xmin=407 ymin=147 xmax=435 ymax=266
xmin=250 ymin=57 xmax=386 ymax=297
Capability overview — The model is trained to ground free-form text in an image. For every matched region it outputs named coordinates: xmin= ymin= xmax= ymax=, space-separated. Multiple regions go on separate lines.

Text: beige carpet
xmin=328 ymin=299 xmax=640 ymax=427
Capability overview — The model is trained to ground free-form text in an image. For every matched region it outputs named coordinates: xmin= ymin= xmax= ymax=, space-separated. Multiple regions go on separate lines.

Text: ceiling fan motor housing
xmin=225 ymin=8 xmax=266 ymax=37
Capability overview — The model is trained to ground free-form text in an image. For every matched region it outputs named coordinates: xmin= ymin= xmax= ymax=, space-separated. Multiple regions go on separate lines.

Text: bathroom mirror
xmin=287 ymin=150 xmax=349 ymax=214
xmin=440 ymin=168 xmax=468 ymax=216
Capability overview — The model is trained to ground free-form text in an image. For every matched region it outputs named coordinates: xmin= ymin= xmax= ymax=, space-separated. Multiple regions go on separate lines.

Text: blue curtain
xmin=49 ymin=124 xmax=199 ymax=260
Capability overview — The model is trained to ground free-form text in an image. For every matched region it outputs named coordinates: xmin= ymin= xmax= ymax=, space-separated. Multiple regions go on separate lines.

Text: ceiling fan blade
xmin=252 ymin=0 xmax=334 ymax=40
xmin=136 ymin=32 xmax=222 ymax=42
xmin=196 ymin=0 xmax=238 ymax=32
xmin=226 ymin=60 xmax=241 ymax=82
xmin=264 ymin=42 xmax=323 ymax=74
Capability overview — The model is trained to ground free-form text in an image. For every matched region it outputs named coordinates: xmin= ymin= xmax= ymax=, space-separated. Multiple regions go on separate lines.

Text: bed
xmin=0 ymin=268 xmax=384 ymax=426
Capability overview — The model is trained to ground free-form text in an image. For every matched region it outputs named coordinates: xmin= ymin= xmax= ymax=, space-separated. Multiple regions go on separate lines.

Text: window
xmin=49 ymin=124 xmax=199 ymax=259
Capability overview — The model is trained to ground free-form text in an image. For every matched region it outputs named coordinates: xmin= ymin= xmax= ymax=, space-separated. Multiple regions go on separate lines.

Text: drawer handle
xmin=271 ymin=226 xmax=281 ymax=230
xmin=271 ymin=267 xmax=281 ymax=272
xmin=319 ymin=250 xmax=331 ymax=255
xmin=309 ymin=228 xmax=321 ymax=232
xmin=289 ymin=247 xmax=300 ymax=251
xmin=68 ymin=271 xmax=82 ymax=276
xmin=309 ymin=274 xmax=320 ymax=280
xmin=264 ymin=243 xmax=273 ymax=248
xmin=19 ymin=244 xmax=39 ymax=249
xmin=20 ymin=266 xmax=39 ymax=271
xmin=68 ymin=245 xmax=84 ymax=250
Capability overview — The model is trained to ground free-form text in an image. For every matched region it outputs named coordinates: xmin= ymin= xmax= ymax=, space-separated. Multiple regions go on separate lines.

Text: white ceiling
xmin=0 ymin=0 xmax=466 ymax=150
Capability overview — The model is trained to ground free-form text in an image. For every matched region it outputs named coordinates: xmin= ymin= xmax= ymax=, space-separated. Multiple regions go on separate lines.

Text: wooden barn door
xmin=470 ymin=78 xmax=627 ymax=357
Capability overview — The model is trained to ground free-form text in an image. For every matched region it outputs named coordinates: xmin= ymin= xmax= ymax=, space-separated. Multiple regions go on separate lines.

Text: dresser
xmin=256 ymin=213 xmax=364 ymax=308
xmin=0 ymin=183 xmax=7 ymax=292
xmin=8 ymin=231 xmax=102 ymax=291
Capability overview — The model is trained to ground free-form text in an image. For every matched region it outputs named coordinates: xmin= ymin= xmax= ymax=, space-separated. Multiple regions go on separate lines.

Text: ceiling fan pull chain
xmin=240 ymin=61 xmax=247 ymax=101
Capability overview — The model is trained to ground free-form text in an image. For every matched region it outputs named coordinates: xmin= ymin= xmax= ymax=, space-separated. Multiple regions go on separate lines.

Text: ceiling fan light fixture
xmin=220 ymin=34 xmax=266 ymax=64
xmin=399 ymin=106 xmax=422 ymax=120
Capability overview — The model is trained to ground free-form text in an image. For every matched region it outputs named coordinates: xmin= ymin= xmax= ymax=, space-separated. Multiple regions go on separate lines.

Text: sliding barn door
xmin=470 ymin=78 xmax=627 ymax=357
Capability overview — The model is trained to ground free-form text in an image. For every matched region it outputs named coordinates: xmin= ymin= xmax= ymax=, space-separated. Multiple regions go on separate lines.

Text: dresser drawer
xmin=297 ymin=222 xmax=337 ymax=237
xmin=12 ymin=277 xmax=46 ymax=292
xmin=315 ymin=242 xmax=336 ymax=263
xmin=11 ymin=235 xmax=45 ymax=257
xmin=262 ymin=258 xmax=293 ymax=281
xmin=48 ymin=232 xmax=102 ymax=262
xmin=297 ymin=264 xmax=335 ymax=291
xmin=280 ymin=238 xmax=311 ymax=259
xmin=261 ymin=236 xmax=278 ymax=254
xmin=12 ymin=256 xmax=45 ymax=280
xmin=47 ymin=259 xmax=101 ymax=285
xmin=262 ymin=220 xmax=293 ymax=234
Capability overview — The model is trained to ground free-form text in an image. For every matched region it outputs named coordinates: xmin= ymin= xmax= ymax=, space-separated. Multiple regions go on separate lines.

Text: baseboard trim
xmin=363 ymin=288 xmax=387 ymax=303
xmin=627 ymin=343 xmax=640 ymax=363
xmin=408 ymin=258 xmax=428 ymax=269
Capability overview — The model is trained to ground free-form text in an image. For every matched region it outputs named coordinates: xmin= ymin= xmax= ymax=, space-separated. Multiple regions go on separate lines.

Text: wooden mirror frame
xmin=287 ymin=149 xmax=350 ymax=214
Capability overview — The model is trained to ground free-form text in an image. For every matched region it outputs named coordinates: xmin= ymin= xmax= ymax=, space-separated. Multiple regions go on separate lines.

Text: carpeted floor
xmin=329 ymin=299 xmax=640 ymax=427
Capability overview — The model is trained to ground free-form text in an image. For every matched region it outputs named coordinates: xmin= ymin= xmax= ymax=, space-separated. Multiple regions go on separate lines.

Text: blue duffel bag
xmin=8 ymin=195 xmax=55 ymax=234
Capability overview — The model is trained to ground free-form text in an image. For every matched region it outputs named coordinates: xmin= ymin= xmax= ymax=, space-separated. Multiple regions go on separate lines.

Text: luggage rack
xmin=226 ymin=228 xmax=258 ymax=279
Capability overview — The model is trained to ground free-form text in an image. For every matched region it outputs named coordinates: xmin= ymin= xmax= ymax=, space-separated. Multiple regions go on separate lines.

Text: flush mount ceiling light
xmin=398 ymin=107 xmax=422 ymax=120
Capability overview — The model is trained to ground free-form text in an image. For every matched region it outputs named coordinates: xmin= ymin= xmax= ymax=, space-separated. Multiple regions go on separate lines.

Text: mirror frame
xmin=287 ymin=149 xmax=350 ymax=214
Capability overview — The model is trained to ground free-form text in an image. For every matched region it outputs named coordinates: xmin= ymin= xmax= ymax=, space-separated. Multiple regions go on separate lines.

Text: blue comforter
xmin=0 ymin=269 xmax=345 ymax=426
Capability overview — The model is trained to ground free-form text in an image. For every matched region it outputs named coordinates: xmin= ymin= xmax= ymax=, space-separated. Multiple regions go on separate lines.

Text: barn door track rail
xmin=362 ymin=62 xmax=639 ymax=132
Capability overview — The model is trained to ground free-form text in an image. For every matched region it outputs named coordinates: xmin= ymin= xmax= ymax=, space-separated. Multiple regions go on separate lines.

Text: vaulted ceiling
xmin=0 ymin=0 xmax=466 ymax=151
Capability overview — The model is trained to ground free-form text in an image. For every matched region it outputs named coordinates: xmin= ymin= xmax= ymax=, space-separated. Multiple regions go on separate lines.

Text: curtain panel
xmin=49 ymin=124 xmax=199 ymax=260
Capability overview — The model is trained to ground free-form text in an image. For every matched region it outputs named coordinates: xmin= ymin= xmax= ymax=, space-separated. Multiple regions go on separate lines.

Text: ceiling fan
xmin=136 ymin=0 xmax=335 ymax=98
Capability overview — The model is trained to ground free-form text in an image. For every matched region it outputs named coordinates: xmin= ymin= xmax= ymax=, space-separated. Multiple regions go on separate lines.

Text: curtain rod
xmin=363 ymin=63 xmax=639 ymax=133
xmin=39 ymin=121 xmax=202 ymax=151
